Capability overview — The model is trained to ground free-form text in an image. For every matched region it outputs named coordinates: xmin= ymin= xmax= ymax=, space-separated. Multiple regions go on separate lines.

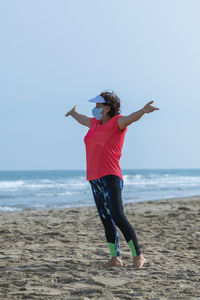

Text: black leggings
xmin=89 ymin=175 xmax=141 ymax=257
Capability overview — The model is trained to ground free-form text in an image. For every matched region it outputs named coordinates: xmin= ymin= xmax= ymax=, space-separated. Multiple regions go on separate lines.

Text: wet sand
xmin=0 ymin=196 xmax=199 ymax=299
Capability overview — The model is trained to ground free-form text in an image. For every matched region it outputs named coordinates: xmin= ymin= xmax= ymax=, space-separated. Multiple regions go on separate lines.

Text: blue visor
xmin=88 ymin=95 xmax=105 ymax=103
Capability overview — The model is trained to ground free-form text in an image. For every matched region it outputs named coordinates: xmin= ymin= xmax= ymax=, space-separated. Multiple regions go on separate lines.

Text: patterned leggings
xmin=89 ymin=175 xmax=141 ymax=257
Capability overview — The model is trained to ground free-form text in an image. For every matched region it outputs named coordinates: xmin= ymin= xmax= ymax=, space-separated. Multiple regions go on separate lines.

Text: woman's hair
xmin=100 ymin=91 xmax=121 ymax=117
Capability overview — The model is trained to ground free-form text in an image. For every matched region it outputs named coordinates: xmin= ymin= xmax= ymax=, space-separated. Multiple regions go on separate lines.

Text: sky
xmin=0 ymin=0 xmax=200 ymax=171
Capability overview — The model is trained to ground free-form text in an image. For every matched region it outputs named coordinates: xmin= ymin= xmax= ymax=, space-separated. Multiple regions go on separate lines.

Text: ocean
xmin=0 ymin=169 xmax=200 ymax=212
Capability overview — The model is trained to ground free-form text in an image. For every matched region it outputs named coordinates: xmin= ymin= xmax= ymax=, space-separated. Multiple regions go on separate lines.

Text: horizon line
xmin=0 ymin=168 xmax=200 ymax=172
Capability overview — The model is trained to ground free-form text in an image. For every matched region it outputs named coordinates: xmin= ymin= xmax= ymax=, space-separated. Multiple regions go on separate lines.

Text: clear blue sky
xmin=0 ymin=0 xmax=200 ymax=170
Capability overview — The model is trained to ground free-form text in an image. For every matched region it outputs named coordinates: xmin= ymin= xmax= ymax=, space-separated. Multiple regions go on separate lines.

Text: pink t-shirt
xmin=84 ymin=114 xmax=127 ymax=181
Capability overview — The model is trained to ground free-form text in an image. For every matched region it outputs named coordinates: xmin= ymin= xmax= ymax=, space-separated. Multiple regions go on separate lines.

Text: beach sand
xmin=0 ymin=196 xmax=199 ymax=300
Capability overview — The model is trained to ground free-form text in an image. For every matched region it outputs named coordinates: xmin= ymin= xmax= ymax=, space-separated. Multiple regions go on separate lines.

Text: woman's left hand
xmin=142 ymin=101 xmax=159 ymax=113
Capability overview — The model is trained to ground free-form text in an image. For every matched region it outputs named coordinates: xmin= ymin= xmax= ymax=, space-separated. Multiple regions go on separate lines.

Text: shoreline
xmin=0 ymin=195 xmax=199 ymax=299
xmin=1 ymin=194 xmax=200 ymax=215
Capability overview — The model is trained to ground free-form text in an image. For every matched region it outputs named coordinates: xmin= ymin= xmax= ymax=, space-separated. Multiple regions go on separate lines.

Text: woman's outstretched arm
xmin=65 ymin=105 xmax=91 ymax=128
xmin=118 ymin=101 xmax=159 ymax=130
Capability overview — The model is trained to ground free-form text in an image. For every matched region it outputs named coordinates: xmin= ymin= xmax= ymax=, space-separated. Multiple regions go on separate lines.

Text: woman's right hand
xmin=65 ymin=105 xmax=77 ymax=117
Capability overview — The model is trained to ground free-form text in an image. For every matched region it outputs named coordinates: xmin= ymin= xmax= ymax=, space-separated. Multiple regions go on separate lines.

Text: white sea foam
xmin=123 ymin=174 xmax=200 ymax=187
xmin=0 ymin=178 xmax=89 ymax=191
xmin=0 ymin=206 xmax=22 ymax=212
xmin=0 ymin=180 xmax=25 ymax=190
xmin=36 ymin=191 xmax=75 ymax=197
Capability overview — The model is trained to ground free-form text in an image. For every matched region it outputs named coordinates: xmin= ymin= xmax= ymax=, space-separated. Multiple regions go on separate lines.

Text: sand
xmin=0 ymin=196 xmax=199 ymax=300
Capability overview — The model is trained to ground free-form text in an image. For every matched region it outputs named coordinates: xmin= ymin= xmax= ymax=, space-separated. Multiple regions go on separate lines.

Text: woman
xmin=65 ymin=91 xmax=159 ymax=268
